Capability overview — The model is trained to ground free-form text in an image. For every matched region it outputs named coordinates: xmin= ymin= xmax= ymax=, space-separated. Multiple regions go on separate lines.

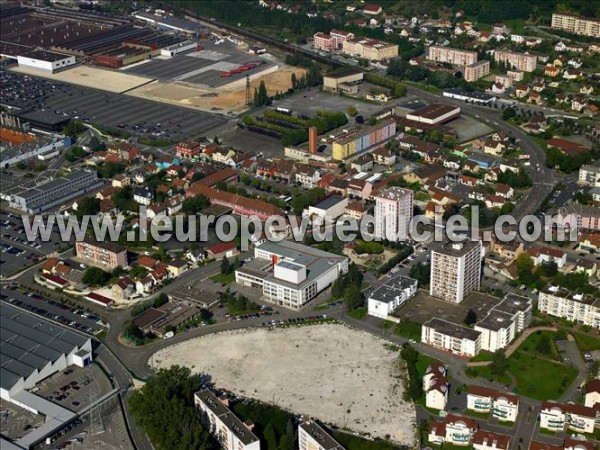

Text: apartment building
xmin=493 ymin=50 xmax=537 ymax=72
xmin=465 ymin=60 xmax=490 ymax=82
xmin=578 ymin=165 xmax=600 ymax=187
xmin=422 ymin=317 xmax=482 ymax=357
xmin=430 ymin=240 xmax=482 ymax=303
xmin=551 ymin=13 xmax=600 ymax=38
xmin=332 ymin=119 xmax=396 ymax=160
xmin=473 ymin=431 xmax=510 ymax=450
xmin=298 ymin=420 xmax=344 ymax=450
xmin=75 ymin=236 xmax=127 ymax=270
xmin=467 ymin=386 xmax=519 ymax=422
xmin=9 ymin=169 xmax=103 ymax=214
xmin=368 ymin=276 xmax=418 ymax=319
xmin=235 ymin=240 xmax=348 ymax=310
xmin=428 ymin=415 xmax=478 ymax=446
xmin=474 ymin=294 xmax=532 ymax=352
xmin=426 ymin=46 xmax=478 ymax=66
xmin=194 ymin=390 xmax=260 ymax=450
xmin=538 ymin=287 xmax=600 ymax=328
xmin=423 ymin=363 xmax=449 ymax=411
xmin=584 ymin=379 xmax=600 ymax=408
xmin=342 ymin=38 xmax=398 ymax=61
xmin=540 ymin=401 xmax=598 ymax=434
xmin=313 ymin=32 xmax=336 ymax=52
xmin=374 ymin=187 xmax=414 ymax=242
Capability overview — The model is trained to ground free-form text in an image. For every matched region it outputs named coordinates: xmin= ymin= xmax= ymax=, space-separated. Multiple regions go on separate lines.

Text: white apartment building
xmin=540 ymin=402 xmax=598 ymax=434
xmin=472 ymin=430 xmax=510 ymax=450
xmin=466 ymin=386 xmax=519 ymax=422
xmin=579 ymin=165 xmax=600 ymax=187
xmin=426 ymin=46 xmax=478 ymax=66
xmin=551 ymin=13 xmax=600 ymax=38
xmin=374 ymin=187 xmax=414 ymax=242
xmin=429 ymin=415 xmax=479 ymax=446
xmin=430 ymin=240 xmax=482 ymax=303
xmin=493 ymin=50 xmax=537 ymax=72
xmin=194 ymin=390 xmax=261 ymax=450
xmin=235 ymin=241 xmax=348 ymax=310
xmin=584 ymin=379 xmax=600 ymax=408
xmin=423 ymin=363 xmax=449 ymax=411
xmin=298 ymin=420 xmax=344 ymax=450
xmin=342 ymin=38 xmax=398 ymax=61
xmin=475 ymin=294 xmax=532 ymax=352
xmin=538 ymin=287 xmax=600 ymax=328
xmin=368 ymin=276 xmax=418 ymax=320
xmin=422 ymin=318 xmax=482 ymax=357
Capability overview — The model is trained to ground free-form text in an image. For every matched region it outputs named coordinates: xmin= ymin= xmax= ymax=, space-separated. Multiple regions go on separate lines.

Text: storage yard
xmin=149 ymin=324 xmax=417 ymax=445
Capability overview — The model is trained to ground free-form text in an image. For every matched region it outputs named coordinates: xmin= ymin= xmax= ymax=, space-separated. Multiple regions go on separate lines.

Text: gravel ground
xmin=149 ymin=323 xmax=417 ymax=446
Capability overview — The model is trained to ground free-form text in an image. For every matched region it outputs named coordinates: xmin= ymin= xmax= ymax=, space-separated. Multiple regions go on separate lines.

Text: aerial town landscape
xmin=0 ymin=0 xmax=599 ymax=449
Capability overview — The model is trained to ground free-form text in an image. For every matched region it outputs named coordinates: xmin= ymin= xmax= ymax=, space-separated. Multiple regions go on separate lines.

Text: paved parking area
xmin=36 ymin=364 xmax=113 ymax=413
xmin=272 ymin=89 xmax=387 ymax=117
xmin=1 ymin=289 xmax=104 ymax=334
xmin=393 ymin=290 xmax=502 ymax=324
xmin=0 ymin=401 xmax=45 ymax=441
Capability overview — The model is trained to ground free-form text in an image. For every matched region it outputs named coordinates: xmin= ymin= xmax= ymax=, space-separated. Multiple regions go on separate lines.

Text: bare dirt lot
xmin=129 ymin=66 xmax=306 ymax=113
xmin=10 ymin=66 xmax=152 ymax=94
xmin=150 ymin=324 xmax=416 ymax=445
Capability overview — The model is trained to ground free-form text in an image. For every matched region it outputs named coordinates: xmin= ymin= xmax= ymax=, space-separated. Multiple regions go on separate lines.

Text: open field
xmin=129 ymin=65 xmax=305 ymax=113
xmin=10 ymin=65 xmax=152 ymax=94
xmin=149 ymin=324 xmax=416 ymax=445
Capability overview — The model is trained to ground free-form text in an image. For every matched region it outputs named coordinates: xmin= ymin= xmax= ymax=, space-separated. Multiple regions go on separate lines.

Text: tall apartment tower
xmin=374 ymin=187 xmax=414 ymax=242
xmin=430 ymin=240 xmax=482 ymax=303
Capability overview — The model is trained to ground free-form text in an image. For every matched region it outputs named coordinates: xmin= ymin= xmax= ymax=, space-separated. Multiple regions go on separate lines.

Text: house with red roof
xmin=363 ymin=3 xmax=382 ymax=15
xmin=584 ymin=379 xmax=600 ymax=408
xmin=473 ymin=430 xmax=510 ymax=450
xmin=528 ymin=245 xmax=567 ymax=268
xmin=206 ymin=242 xmax=238 ymax=260
xmin=547 ymin=138 xmax=590 ymax=156
xmin=467 ymin=386 xmax=519 ymax=422
xmin=540 ymin=401 xmax=597 ymax=434
xmin=423 ymin=364 xmax=448 ymax=411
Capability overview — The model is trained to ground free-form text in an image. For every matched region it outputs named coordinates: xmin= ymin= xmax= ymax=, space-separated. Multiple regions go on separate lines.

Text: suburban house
xmin=540 ymin=402 xmax=598 ymax=434
xmin=466 ymin=386 xmax=519 ymax=422
xmin=423 ymin=363 xmax=449 ymax=411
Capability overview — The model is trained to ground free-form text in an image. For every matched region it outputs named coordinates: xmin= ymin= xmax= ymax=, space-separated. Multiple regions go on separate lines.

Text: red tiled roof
xmin=585 ymin=378 xmax=600 ymax=395
xmin=467 ymin=385 xmax=519 ymax=405
xmin=206 ymin=241 xmax=237 ymax=255
xmin=85 ymin=292 xmax=112 ymax=305
xmin=190 ymin=168 xmax=238 ymax=189
xmin=42 ymin=273 xmax=68 ymax=286
xmin=472 ymin=430 xmax=510 ymax=450
xmin=529 ymin=441 xmax=562 ymax=450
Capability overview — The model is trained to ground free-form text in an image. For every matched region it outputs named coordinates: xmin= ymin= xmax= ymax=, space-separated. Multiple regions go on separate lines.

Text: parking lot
xmin=36 ymin=364 xmax=112 ymax=413
xmin=271 ymin=89 xmax=388 ymax=117
xmin=1 ymin=289 xmax=104 ymax=334
xmin=1 ymin=70 xmax=225 ymax=141
xmin=0 ymin=401 xmax=45 ymax=441
xmin=392 ymin=290 xmax=503 ymax=325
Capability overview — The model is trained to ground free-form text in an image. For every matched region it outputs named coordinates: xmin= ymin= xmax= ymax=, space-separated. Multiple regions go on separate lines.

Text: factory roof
xmin=20 ymin=49 xmax=72 ymax=62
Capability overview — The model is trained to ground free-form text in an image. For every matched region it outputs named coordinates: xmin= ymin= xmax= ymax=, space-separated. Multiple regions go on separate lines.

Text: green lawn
xmin=466 ymin=365 xmax=512 ymax=387
xmin=347 ymin=307 xmax=367 ymax=319
xmin=469 ymin=351 xmax=495 ymax=363
xmin=210 ymin=272 xmax=235 ymax=284
xmin=518 ymin=330 xmax=561 ymax=361
xmin=508 ymin=351 xmax=578 ymax=400
xmin=332 ymin=431 xmax=405 ymax=450
xmin=394 ymin=320 xmax=422 ymax=341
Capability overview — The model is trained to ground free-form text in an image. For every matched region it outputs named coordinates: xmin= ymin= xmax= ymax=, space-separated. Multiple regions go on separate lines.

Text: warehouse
xmin=17 ymin=50 xmax=76 ymax=73
xmin=323 ymin=68 xmax=364 ymax=93
xmin=406 ymin=103 xmax=461 ymax=125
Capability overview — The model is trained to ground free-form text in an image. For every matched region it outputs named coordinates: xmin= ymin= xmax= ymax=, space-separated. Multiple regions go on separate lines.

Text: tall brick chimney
xmin=308 ymin=126 xmax=318 ymax=154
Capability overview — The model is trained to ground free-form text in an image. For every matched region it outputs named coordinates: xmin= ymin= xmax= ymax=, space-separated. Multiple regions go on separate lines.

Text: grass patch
xmin=518 ymin=330 xmax=561 ymax=361
xmin=332 ymin=431 xmax=406 ymax=450
xmin=394 ymin=320 xmax=422 ymax=341
xmin=210 ymin=272 xmax=235 ymax=284
xmin=571 ymin=332 xmax=600 ymax=354
xmin=469 ymin=351 xmax=495 ymax=363
xmin=465 ymin=365 xmax=512 ymax=386
xmin=347 ymin=307 xmax=367 ymax=319
xmin=508 ymin=351 xmax=578 ymax=401
xmin=465 ymin=409 xmax=490 ymax=420
xmin=538 ymin=427 xmax=558 ymax=436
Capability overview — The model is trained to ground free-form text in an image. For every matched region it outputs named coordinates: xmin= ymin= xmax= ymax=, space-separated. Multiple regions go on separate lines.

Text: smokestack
xmin=308 ymin=126 xmax=317 ymax=154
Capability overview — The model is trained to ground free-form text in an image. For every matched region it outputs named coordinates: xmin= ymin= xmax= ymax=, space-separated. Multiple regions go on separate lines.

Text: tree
xmin=263 ymin=424 xmax=277 ymax=450
xmin=82 ymin=267 xmax=111 ymax=286
xmin=502 ymin=107 xmax=517 ymax=121
xmin=181 ymin=196 xmax=209 ymax=215
xmin=221 ymin=256 xmax=231 ymax=275
xmin=535 ymin=333 xmax=552 ymax=356
xmin=409 ymin=262 xmax=431 ymax=286
xmin=153 ymin=293 xmax=169 ymax=308
xmin=540 ymin=261 xmax=558 ymax=277
xmin=464 ymin=309 xmax=477 ymax=326
xmin=346 ymin=106 xmax=358 ymax=117
xmin=515 ymin=253 xmax=537 ymax=285
xmin=76 ymin=197 xmax=100 ymax=218
xmin=123 ymin=321 xmax=144 ymax=340
xmin=490 ymin=350 xmax=508 ymax=376
xmin=129 ymin=366 xmax=210 ymax=450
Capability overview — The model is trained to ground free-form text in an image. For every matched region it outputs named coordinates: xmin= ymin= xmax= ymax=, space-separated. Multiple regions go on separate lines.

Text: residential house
xmin=112 ymin=277 xmax=136 ymax=301
xmin=133 ymin=187 xmax=153 ymax=206
xmin=346 ymin=178 xmax=372 ymax=200
xmin=363 ymin=3 xmax=383 ymax=15
xmin=350 ymin=154 xmax=374 ymax=172
xmin=423 ymin=364 xmax=449 ymax=411
xmin=540 ymin=402 xmax=597 ymax=434
xmin=295 ymin=164 xmax=320 ymax=188
xmin=112 ymin=174 xmax=131 ymax=188
xmin=167 ymin=259 xmax=188 ymax=278
xmin=515 ymin=85 xmax=530 ymax=98
xmin=495 ymin=183 xmax=513 ymax=199
xmin=584 ymin=379 xmax=600 ymax=408
xmin=563 ymin=69 xmax=582 ymax=80
xmin=473 ymin=431 xmax=510 ymax=450
xmin=528 ymin=91 xmax=543 ymax=105
xmin=529 ymin=246 xmax=567 ymax=268
xmin=429 ymin=415 xmax=478 ymax=446
xmin=372 ymin=146 xmax=396 ymax=166
xmin=545 ymin=65 xmax=561 ymax=77
xmin=467 ymin=386 xmax=519 ymax=422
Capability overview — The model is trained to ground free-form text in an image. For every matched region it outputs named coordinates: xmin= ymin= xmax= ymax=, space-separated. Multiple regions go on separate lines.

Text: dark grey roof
xmin=313 ymin=195 xmax=345 ymax=211
xmin=0 ymin=303 xmax=89 ymax=391
xmin=299 ymin=421 xmax=345 ymax=450
xmin=424 ymin=317 xmax=481 ymax=341
xmin=475 ymin=310 xmax=515 ymax=332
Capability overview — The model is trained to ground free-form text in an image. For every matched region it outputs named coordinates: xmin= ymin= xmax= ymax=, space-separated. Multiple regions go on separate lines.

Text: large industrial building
xmin=322 ymin=68 xmax=364 ymax=93
xmin=16 ymin=50 xmax=77 ymax=73
xmin=430 ymin=240 xmax=482 ymax=303
xmin=8 ymin=169 xmax=103 ymax=214
xmin=551 ymin=13 xmax=600 ymax=37
xmin=342 ymin=38 xmax=398 ymax=61
xmin=235 ymin=240 xmax=348 ymax=310
xmin=426 ymin=46 xmax=478 ymax=66
xmin=1 ymin=303 xmax=93 ymax=449
xmin=406 ymin=103 xmax=461 ymax=125
xmin=332 ymin=118 xmax=396 ymax=160
xmin=374 ymin=186 xmax=414 ymax=242
xmin=493 ymin=50 xmax=537 ymax=72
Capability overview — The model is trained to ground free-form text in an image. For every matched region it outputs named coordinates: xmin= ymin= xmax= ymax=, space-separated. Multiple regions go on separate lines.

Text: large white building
xmin=367 ymin=276 xmax=418 ymax=320
xmin=423 ymin=363 xmax=449 ymax=411
xmin=578 ymin=165 xmax=600 ymax=187
xmin=194 ymin=390 xmax=260 ymax=450
xmin=426 ymin=46 xmax=478 ymax=66
xmin=17 ymin=50 xmax=76 ymax=73
xmin=298 ymin=420 xmax=344 ymax=450
xmin=235 ymin=241 xmax=348 ymax=310
xmin=374 ymin=187 xmax=414 ymax=242
xmin=422 ymin=318 xmax=482 ymax=357
xmin=305 ymin=195 xmax=348 ymax=223
xmin=466 ymin=386 xmax=519 ymax=422
xmin=538 ymin=287 xmax=600 ymax=328
xmin=474 ymin=294 xmax=532 ymax=352
xmin=540 ymin=401 xmax=598 ymax=434
xmin=430 ymin=240 xmax=482 ymax=303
